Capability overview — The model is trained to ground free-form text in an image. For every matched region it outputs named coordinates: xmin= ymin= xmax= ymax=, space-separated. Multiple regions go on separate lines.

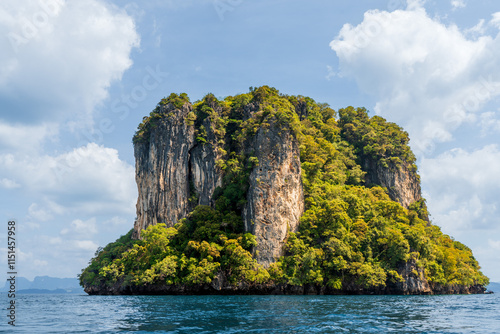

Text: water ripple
xmin=0 ymin=293 xmax=499 ymax=333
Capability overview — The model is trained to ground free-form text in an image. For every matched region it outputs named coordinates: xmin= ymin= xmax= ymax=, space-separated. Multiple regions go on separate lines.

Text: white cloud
xmin=490 ymin=12 xmax=500 ymax=29
xmin=466 ymin=19 xmax=486 ymax=36
xmin=0 ymin=143 xmax=136 ymax=216
xmin=325 ymin=65 xmax=336 ymax=81
xmin=49 ymin=237 xmax=62 ymax=245
xmin=17 ymin=248 xmax=35 ymax=264
xmin=0 ymin=178 xmax=20 ymax=189
xmin=61 ymin=217 xmax=98 ymax=237
xmin=406 ymin=0 xmax=426 ymax=10
xmin=420 ymin=145 xmax=500 ymax=232
xmin=488 ymin=239 xmax=500 ymax=251
xmin=479 ymin=111 xmax=500 ymax=136
xmin=0 ymin=121 xmax=58 ymax=153
xmin=28 ymin=203 xmax=53 ymax=221
xmin=145 ymin=0 xmax=214 ymax=10
xmin=0 ymin=0 xmax=139 ymax=280
xmin=25 ymin=221 xmax=41 ymax=231
xmin=0 ymin=0 xmax=140 ymax=126
xmin=1 ymin=235 xmax=101 ymax=279
xmin=451 ymin=0 xmax=466 ymax=10
xmin=103 ymin=216 xmax=128 ymax=226
xmin=33 ymin=259 xmax=49 ymax=267
xmin=330 ymin=3 xmax=500 ymax=155
xmin=75 ymin=240 xmax=99 ymax=252
xmin=471 ymin=237 xmax=500 ymax=281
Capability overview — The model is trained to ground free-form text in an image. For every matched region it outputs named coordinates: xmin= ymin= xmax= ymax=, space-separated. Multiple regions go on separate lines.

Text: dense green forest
xmin=80 ymin=86 xmax=488 ymax=292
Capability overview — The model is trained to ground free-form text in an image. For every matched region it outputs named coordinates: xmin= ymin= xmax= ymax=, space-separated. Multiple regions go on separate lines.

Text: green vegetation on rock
xmin=80 ymin=86 xmax=488 ymax=293
xmin=133 ymin=92 xmax=190 ymax=144
xmin=81 ymin=207 xmax=269 ymax=288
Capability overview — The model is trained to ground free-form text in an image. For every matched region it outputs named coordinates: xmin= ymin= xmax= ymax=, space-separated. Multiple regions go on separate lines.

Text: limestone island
xmin=80 ymin=86 xmax=489 ymax=295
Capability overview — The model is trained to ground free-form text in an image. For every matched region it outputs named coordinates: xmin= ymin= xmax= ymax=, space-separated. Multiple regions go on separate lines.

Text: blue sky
xmin=1 ymin=0 xmax=500 ymax=283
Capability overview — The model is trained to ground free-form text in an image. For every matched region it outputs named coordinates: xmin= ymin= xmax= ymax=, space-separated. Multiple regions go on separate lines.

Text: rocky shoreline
xmin=84 ymin=271 xmax=486 ymax=296
xmin=84 ymin=282 xmax=486 ymax=296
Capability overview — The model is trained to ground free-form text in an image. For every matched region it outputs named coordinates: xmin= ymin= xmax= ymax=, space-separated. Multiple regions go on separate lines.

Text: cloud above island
xmin=420 ymin=145 xmax=500 ymax=233
xmin=0 ymin=0 xmax=140 ymax=126
xmin=330 ymin=2 xmax=500 ymax=154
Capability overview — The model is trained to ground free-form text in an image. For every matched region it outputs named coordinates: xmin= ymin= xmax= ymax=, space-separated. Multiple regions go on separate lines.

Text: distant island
xmin=80 ymin=86 xmax=489 ymax=295
xmin=1 ymin=276 xmax=83 ymax=294
xmin=487 ymin=282 xmax=500 ymax=293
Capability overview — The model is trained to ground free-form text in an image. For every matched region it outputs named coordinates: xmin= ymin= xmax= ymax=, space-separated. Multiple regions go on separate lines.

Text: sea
xmin=1 ymin=293 xmax=499 ymax=333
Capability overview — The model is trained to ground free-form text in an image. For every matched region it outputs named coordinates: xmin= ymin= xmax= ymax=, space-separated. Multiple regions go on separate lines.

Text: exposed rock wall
xmin=133 ymin=100 xmax=417 ymax=265
xmin=393 ymin=260 xmax=432 ymax=294
xmin=188 ymin=117 xmax=223 ymax=208
xmin=363 ymin=160 xmax=421 ymax=209
xmin=133 ymin=103 xmax=195 ymax=238
xmin=133 ymin=103 xmax=303 ymax=266
xmin=243 ymin=122 xmax=304 ymax=266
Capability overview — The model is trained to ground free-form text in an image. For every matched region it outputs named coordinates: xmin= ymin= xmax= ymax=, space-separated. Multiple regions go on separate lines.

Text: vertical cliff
xmin=338 ymin=107 xmax=422 ymax=210
xmin=132 ymin=94 xmax=304 ymax=266
xmin=188 ymin=116 xmax=224 ymax=208
xmin=133 ymin=102 xmax=227 ymax=238
xmin=243 ymin=120 xmax=304 ymax=266
xmin=133 ymin=103 xmax=196 ymax=238
xmin=363 ymin=160 xmax=421 ymax=209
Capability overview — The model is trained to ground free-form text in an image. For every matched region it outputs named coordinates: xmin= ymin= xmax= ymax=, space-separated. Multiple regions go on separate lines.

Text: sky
xmin=1 ymin=0 xmax=500 ymax=283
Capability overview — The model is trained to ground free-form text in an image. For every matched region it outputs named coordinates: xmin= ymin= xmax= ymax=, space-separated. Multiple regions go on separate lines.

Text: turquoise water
xmin=1 ymin=294 xmax=499 ymax=333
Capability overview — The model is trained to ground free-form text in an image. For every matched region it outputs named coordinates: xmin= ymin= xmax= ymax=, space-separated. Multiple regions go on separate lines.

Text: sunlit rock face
xmin=243 ymin=119 xmax=304 ymax=266
xmin=363 ymin=160 xmax=422 ymax=209
xmin=132 ymin=102 xmax=303 ymax=267
xmin=133 ymin=103 xmax=196 ymax=239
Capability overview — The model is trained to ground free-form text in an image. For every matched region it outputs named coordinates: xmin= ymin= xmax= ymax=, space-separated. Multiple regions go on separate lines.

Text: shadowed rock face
xmin=395 ymin=260 xmax=432 ymax=294
xmin=132 ymin=102 xmax=303 ymax=266
xmin=187 ymin=113 xmax=224 ymax=210
xmin=133 ymin=103 xmax=225 ymax=239
xmin=243 ymin=121 xmax=304 ymax=266
xmin=363 ymin=159 xmax=421 ymax=209
xmin=133 ymin=103 xmax=195 ymax=238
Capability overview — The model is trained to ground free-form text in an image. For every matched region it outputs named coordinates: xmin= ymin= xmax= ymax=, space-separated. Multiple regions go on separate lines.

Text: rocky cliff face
xmin=133 ymin=101 xmax=303 ymax=266
xmin=393 ymin=259 xmax=432 ymax=294
xmin=188 ymin=115 xmax=224 ymax=208
xmin=133 ymin=103 xmax=195 ymax=238
xmin=133 ymin=103 xmax=226 ymax=239
xmin=363 ymin=159 xmax=421 ymax=209
xmin=243 ymin=121 xmax=304 ymax=266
